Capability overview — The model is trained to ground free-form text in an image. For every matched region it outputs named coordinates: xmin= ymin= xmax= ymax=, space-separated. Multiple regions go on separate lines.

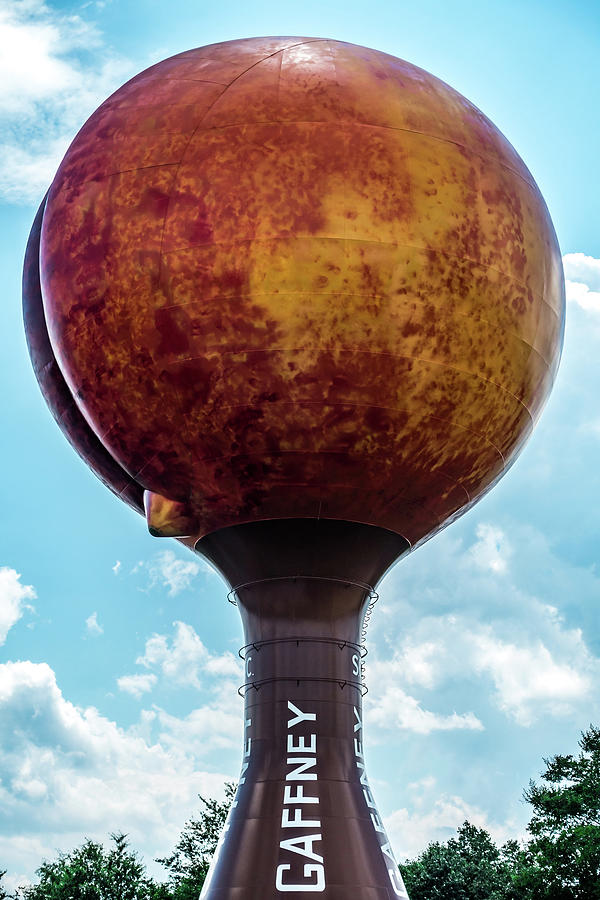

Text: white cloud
xmin=136 ymin=622 xmax=206 ymax=688
xmin=373 ymin=517 xmax=600 ymax=730
xmin=407 ymin=775 xmax=436 ymax=792
xmin=148 ymin=551 xmax=202 ymax=597
xmin=0 ymin=136 xmax=69 ymax=204
xmin=85 ymin=611 xmax=103 ymax=637
xmin=367 ymin=679 xmax=483 ymax=735
xmin=157 ymin=706 xmax=241 ymax=753
xmin=472 ymin=632 xmax=590 ymax=725
xmin=0 ymin=660 xmax=237 ymax=884
xmin=204 ymin=653 xmax=243 ymax=678
xmin=369 ymin=610 xmax=594 ymax=730
xmin=0 ymin=0 xmax=99 ymax=115
xmin=112 ymin=560 xmax=121 ymax=575
xmin=135 ymin=621 xmax=242 ymax=689
xmin=0 ymin=567 xmax=35 ymax=645
xmin=0 ymin=0 xmax=132 ymax=203
xmin=563 ymin=253 xmax=600 ymax=312
xmin=390 ymin=642 xmax=440 ymax=689
xmin=563 ymin=252 xmax=600 ymax=290
xmin=463 ymin=523 xmax=511 ymax=575
xmin=565 ymin=279 xmax=600 ymax=312
xmin=117 ymin=673 xmax=157 ymax=699
xmin=385 ymin=792 xmax=518 ymax=861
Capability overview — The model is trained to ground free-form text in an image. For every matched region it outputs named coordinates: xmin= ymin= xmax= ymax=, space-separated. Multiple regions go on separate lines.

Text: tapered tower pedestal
xmin=196 ymin=520 xmax=410 ymax=899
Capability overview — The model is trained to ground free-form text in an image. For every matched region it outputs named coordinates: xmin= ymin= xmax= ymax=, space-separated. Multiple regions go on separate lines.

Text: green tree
xmin=17 ymin=834 xmax=170 ymax=900
xmin=400 ymin=821 xmax=517 ymax=900
xmin=157 ymin=783 xmax=235 ymax=899
xmin=512 ymin=724 xmax=600 ymax=899
xmin=1 ymin=870 xmax=14 ymax=900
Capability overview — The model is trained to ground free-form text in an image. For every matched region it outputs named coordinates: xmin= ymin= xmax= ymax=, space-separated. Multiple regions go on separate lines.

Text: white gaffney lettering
xmin=275 ymin=700 xmax=325 ymax=893
xmin=353 ymin=706 xmax=409 ymax=899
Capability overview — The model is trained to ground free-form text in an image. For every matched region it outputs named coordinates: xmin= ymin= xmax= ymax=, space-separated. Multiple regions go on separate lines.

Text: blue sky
xmin=1 ymin=0 xmax=600 ymax=890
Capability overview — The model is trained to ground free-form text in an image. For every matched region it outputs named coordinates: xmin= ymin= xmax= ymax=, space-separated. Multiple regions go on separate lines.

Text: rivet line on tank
xmin=238 ymin=636 xmax=368 ymax=660
xmin=238 ymin=676 xmax=368 ymax=697
xmin=227 ymin=574 xmax=378 ymax=606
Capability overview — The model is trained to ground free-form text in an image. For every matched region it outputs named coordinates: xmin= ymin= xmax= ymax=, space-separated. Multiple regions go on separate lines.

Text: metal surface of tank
xmin=23 ymin=37 xmax=565 ymax=899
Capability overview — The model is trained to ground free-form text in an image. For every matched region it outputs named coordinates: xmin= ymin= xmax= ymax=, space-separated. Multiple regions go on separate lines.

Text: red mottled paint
xmin=25 ymin=37 xmax=565 ymax=548
xmin=23 ymin=196 xmax=144 ymax=513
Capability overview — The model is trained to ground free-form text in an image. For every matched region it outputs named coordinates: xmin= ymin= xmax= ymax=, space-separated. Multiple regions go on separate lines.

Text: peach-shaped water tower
xmin=24 ymin=37 xmax=564 ymax=899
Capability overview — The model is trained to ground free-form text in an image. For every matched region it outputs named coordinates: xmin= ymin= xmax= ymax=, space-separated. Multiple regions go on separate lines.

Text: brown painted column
xmin=197 ymin=520 xmax=411 ymax=900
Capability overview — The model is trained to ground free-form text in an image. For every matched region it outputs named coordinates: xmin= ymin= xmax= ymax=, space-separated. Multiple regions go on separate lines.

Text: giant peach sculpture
xmin=24 ymin=37 xmax=564 ymax=899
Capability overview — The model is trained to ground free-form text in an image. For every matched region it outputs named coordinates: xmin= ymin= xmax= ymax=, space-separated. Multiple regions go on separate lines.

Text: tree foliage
xmin=3 ymin=786 xmax=235 ymax=900
xmin=401 ymin=725 xmax=600 ymax=900
xmin=400 ymin=822 xmax=516 ymax=900
xmin=511 ymin=724 xmax=600 ymax=899
xmin=156 ymin=782 xmax=235 ymax=899
xmin=1 ymin=870 xmax=12 ymax=900
xmin=14 ymin=834 xmax=170 ymax=900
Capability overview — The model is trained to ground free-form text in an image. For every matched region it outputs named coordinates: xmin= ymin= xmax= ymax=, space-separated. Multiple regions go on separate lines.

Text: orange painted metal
xmin=25 ymin=37 xmax=566 ymax=900
xmin=29 ymin=37 xmax=565 ymax=548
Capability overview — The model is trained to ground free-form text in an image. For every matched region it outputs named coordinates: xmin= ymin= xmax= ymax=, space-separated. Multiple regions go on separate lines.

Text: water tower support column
xmin=197 ymin=519 xmax=411 ymax=900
